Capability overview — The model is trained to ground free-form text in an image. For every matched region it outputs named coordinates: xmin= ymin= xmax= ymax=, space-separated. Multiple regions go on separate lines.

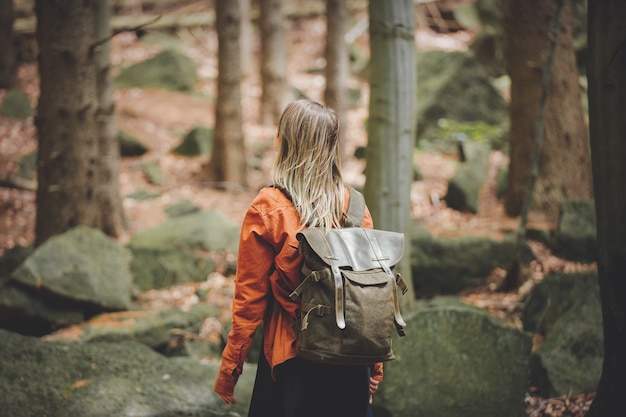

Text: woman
xmin=214 ymin=99 xmax=382 ymax=417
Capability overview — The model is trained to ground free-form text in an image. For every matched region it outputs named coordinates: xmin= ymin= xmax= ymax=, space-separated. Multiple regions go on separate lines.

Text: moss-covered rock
xmin=172 ymin=126 xmax=213 ymax=156
xmin=115 ymin=49 xmax=198 ymax=92
xmin=119 ymin=130 xmax=149 ymax=157
xmin=374 ymin=298 xmax=531 ymax=417
xmin=416 ymin=50 xmax=508 ymax=146
xmin=0 ymin=329 xmax=227 ymax=417
xmin=0 ymin=88 xmax=32 ymax=119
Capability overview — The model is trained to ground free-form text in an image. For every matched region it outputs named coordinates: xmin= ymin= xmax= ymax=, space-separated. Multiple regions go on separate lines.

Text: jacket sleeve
xmin=214 ymin=204 xmax=275 ymax=398
xmin=371 ymin=362 xmax=384 ymax=382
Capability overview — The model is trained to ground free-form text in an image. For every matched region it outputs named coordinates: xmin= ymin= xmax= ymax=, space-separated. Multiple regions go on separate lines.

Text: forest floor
xmin=0 ymin=2 xmax=595 ymax=416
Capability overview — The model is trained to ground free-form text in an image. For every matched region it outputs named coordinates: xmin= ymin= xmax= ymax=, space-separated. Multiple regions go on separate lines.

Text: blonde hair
xmin=272 ymin=99 xmax=344 ymax=231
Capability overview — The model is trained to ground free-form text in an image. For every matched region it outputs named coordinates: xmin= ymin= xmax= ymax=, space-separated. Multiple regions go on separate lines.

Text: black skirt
xmin=248 ymin=348 xmax=370 ymax=417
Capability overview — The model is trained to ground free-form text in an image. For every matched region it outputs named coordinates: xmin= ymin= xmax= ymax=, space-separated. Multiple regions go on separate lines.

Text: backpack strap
xmin=344 ymin=186 xmax=365 ymax=227
xmin=363 ymin=228 xmax=407 ymax=334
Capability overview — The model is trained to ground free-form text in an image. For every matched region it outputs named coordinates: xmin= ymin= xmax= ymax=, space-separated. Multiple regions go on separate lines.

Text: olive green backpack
xmin=290 ymin=186 xmax=407 ymax=365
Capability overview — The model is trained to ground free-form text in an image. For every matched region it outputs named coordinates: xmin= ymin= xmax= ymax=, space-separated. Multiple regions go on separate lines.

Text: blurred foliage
xmin=432 ymin=118 xmax=508 ymax=152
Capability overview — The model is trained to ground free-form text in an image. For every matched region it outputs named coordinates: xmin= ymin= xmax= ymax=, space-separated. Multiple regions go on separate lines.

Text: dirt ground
xmin=0 ymin=4 xmax=595 ymax=416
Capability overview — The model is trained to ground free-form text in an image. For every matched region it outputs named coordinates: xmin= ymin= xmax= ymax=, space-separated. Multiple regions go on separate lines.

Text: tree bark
xmin=240 ymin=0 xmax=253 ymax=78
xmin=324 ymin=0 xmax=349 ymax=160
xmin=94 ymin=0 xmax=125 ymax=237
xmin=586 ymin=1 xmax=626 ymax=415
xmin=35 ymin=0 xmax=123 ymax=246
xmin=365 ymin=0 xmax=416 ymax=308
xmin=503 ymin=0 xmax=592 ymax=222
xmin=0 ymin=0 xmax=18 ymax=89
xmin=203 ymin=0 xmax=247 ymax=187
xmin=260 ymin=0 xmax=288 ymax=125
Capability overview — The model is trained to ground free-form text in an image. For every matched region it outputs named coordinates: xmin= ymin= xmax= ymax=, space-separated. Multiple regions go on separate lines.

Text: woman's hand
xmin=369 ymin=377 xmax=380 ymax=403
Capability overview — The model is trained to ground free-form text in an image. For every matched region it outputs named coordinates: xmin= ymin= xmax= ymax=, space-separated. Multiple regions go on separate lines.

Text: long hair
xmin=272 ymin=99 xmax=344 ymax=231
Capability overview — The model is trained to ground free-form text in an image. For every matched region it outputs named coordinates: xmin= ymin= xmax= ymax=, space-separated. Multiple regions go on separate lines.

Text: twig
xmin=90 ymin=15 xmax=161 ymax=52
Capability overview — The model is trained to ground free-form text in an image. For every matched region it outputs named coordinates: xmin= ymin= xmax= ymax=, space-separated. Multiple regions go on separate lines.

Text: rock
xmin=0 ymin=329 xmax=231 ymax=417
xmin=523 ymin=272 xmax=602 ymax=397
xmin=0 ymin=227 xmax=133 ymax=335
xmin=119 ymin=130 xmax=149 ymax=157
xmin=142 ymin=160 xmax=165 ymax=186
xmin=416 ymin=50 xmax=508 ymax=145
xmin=443 ymin=141 xmax=491 ymax=213
xmin=115 ymin=49 xmax=198 ymax=92
xmin=550 ymin=199 xmax=597 ymax=262
xmin=0 ymin=88 xmax=32 ymax=119
xmin=410 ymin=226 xmax=534 ymax=297
xmin=44 ymin=303 xmax=219 ymax=357
xmin=172 ymin=126 xmax=213 ymax=156
xmin=129 ymin=247 xmax=216 ymax=291
xmin=165 ymin=200 xmax=201 ymax=218
xmin=10 ymin=226 xmax=132 ymax=311
xmin=129 ymin=210 xmax=240 ymax=255
xmin=374 ymin=297 xmax=532 ymax=417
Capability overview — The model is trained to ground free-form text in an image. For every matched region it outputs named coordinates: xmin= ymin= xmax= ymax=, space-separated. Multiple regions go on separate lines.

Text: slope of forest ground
xmin=0 ymin=2 xmax=595 ymax=416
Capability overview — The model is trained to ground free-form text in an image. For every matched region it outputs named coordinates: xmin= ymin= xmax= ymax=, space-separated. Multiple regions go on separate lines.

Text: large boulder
xmin=10 ymin=226 xmax=132 ymax=310
xmin=129 ymin=210 xmax=240 ymax=254
xmin=130 ymin=247 xmax=216 ymax=291
xmin=523 ymin=272 xmax=602 ymax=397
xmin=374 ymin=297 xmax=532 ymax=417
xmin=416 ymin=49 xmax=508 ymax=145
xmin=0 ymin=227 xmax=133 ymax=335
xmin=0 ymin=329 xmax=233 ymax=417
xmin=127 ymin=210 xmax=239 ymax=291
xmin=410 ymin=226 xmax=534 ymax=297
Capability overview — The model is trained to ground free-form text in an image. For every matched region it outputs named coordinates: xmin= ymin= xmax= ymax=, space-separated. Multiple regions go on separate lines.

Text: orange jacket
xmin=214 ymin=186 xmax=383 ymax=398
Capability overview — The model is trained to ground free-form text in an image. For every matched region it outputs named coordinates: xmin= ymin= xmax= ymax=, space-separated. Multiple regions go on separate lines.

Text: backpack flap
xmin=297 ymin=227 xmax=404 ymax=271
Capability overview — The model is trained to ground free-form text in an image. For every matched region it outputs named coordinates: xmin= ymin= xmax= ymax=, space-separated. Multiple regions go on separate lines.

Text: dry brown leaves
xmin=526 ymin=390 xmax=595 ymax=417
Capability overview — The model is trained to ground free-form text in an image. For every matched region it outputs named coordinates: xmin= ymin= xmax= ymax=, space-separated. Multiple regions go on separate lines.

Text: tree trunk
xmin=203 ymin=0 xmax=247 ymax=187
xmin=324 ymin=0 xmax=349 ymax=160
xmin=365 ymin=0 xmax=416 ymax=308
xmin=503 ymin=0 xmax=592 ymax=222
xmin=586 ymin=1 xmax=626 ymax=415
xmin=94 ymin=0 xmax=125 ymax=237
xmin=35 ymin=0 xmax=123 ymax=247
xmin=0 ymin=0 xmax=18 ymax=89
xmin=240 ymin=0 xmax=253 ymax=78
xmin=259 ymin=0 xmax=287 ymax=125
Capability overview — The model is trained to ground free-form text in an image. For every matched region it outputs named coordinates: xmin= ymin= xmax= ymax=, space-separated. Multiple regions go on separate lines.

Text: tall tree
xmin=365 ymin=0 xmax=416 ymax=307
xmin=94 ymin=0 xmax=125 ymax=236
xmin=324 ymin=0 xmax=349 ymax=158
xmin=240 ymin=0 xmax=253 ymax=78
xmin=259 ymin=0 xmax=287 ymax=125
xmin=503 ymin=0 xmax=592 ymax=222
xmin=35 ymin=0 xmax=124 ymax=246
xmin=0 ymin=0 xmax=18 ymax=89
xmin=586 ymin=1 xmax=626 ymax=415
xmin=203 ymin=0 xmax=247 ymax=187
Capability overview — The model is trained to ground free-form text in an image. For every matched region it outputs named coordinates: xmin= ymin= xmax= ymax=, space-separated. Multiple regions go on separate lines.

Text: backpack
xmin=289 ymin=186 xmax=408 ymax=365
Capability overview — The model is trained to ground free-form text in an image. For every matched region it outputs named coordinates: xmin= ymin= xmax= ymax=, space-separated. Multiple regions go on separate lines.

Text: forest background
xmin=0 ymin=0 xmax=624 ymax=416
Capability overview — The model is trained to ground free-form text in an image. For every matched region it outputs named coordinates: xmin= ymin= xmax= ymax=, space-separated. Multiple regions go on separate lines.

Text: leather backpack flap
xmin=298 ymin=227 xmax=404 ymax=272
